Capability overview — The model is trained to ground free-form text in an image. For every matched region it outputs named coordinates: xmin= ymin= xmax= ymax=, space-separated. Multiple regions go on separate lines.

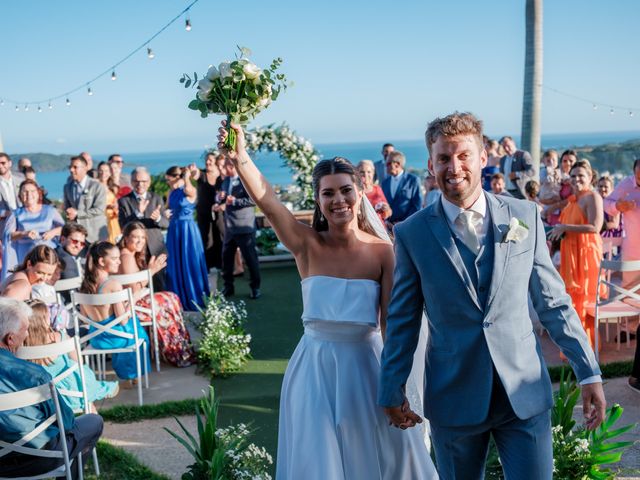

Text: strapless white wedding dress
xmin=276 ymin=276 xmax=438 ymax=480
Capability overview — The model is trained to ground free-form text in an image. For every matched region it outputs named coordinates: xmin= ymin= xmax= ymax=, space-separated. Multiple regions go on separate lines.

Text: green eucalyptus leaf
xmin=185 ymin=79 xmax=192 ymax=88
xmin=188 ymin=100 xmax=200 ymax=110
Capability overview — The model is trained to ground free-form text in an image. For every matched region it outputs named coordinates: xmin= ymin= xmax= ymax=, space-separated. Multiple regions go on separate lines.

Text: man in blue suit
xmin=380 ymin=151 xmax=422 ymax=224
xmin=379 ymin=112 xmax=605 ymax=479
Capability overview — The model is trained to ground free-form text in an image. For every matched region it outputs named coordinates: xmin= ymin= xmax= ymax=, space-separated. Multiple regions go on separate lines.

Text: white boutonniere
xmin=503 ymin=217 xmax=529 ymax=243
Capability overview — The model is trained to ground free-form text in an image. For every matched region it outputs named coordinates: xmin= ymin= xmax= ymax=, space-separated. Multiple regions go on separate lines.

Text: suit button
xmin=483 ymin=321 xmax=491 ymax=328
xmin=479 ymin=286 xmax=486 ymax=292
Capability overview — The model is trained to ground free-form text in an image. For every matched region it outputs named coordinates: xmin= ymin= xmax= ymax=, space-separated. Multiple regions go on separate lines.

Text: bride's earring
xmin=320 ymin=213 xmax=325 ymax=222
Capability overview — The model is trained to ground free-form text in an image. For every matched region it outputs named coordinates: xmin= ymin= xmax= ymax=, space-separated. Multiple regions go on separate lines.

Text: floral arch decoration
xmin=244 ymin=124 xmax=319 ymax=209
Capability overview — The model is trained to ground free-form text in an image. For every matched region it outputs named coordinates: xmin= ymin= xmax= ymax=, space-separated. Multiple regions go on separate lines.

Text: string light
xmin=48 ymin=102 xmax=53 ymax=109
xmin=544 ymin=85 xmax=639 ymax=117
xmin=610 ymin=108 xmax=615 ymax=115
xmin=24 ymin=105 xmax=28 ymax=112
xmin=592 ymin=104 xmax=598 ymax=111
xmin=37 ymin=106 xmax=42 ymax=113
xmin=0 ymin=0 xmax=199 ymax=109
xmin=0 ymin=99 xmax=3 ymax=106
xmin=15 ymin=106 xmax=19 ymax=112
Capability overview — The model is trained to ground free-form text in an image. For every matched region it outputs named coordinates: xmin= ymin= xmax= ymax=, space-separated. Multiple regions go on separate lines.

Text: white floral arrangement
xmin=245 ymin=124 xmax=320 ymax=208
xmin=503 ymin=217 xmax=529 ymax=243
xmin=180 ymin=46 xmax=288 ymax=148
xmin=195 ymin=293 xmax=251 ymax=377
xmin=217 ymin=424 xmax=273 ymax=480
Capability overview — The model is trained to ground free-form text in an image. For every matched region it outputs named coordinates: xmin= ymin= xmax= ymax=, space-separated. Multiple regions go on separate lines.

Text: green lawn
xmin=213 ymin=263 xmax=303 ymax=467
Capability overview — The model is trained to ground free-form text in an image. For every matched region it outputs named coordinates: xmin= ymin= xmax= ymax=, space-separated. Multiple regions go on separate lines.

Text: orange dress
xmin=558 ymin=194 xmax=604 ymax=349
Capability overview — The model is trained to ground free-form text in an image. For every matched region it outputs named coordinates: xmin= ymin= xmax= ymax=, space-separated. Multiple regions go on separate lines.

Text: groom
xmin=378 ymin=112 xmax=605 ymax=479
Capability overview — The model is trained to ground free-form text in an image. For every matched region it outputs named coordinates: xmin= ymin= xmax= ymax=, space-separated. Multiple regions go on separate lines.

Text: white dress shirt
xmin=389 ymin=170 xmax=404 ymax=198
xmin=0 ymin=175 xmax=18 ymax=211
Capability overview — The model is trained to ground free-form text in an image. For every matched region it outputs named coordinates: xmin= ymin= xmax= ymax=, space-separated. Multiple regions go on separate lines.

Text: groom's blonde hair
xmin=425 ymin=112 xmax=484 ymax=154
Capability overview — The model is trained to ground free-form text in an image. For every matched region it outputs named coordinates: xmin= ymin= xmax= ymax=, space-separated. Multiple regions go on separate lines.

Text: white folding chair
xmin=16 ymin=336 xmax=99 ymax=478
xmin=70 ymin=288 xmax=149 ymax=406
xmin=587 ymin=259 xmax=640 ymax=362
xmin=0 ymin=382 xmax=73 ymax=480
xmin=602 ymin=236 xmax=623 ymax=261
xmin=54 ymin=277 xmax=83 ymax=312
xmin=109 ymin=270 xmax=161 ymax=372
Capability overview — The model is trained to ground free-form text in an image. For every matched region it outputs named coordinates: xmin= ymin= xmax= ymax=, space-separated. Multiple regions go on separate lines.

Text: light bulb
xmin=48 ymin=102 xmax=53 ymax=110
xmin=147 ymin=47 xmax=155 ymax=59
xmin=15 ymin=105 xmax=19 ymax=112
xmin=185 ymin=18 xmax=192 ymax=31
xmin=87 ymin=87 xmax=93 ymax=96
xmin=610 ymin=108 xmax=614 ymax=115
xmin=66 ymin=98 xmax=71 ymax=106
xmin=111 ymin=70 xmax=117 ymax=81
xmin=0 ymin=99 xmax=4 ymax=106
xmin=630 ymin=111 xmax=634 ymax=117
xmin=592 ymin=104 xmax=598 ymax=110
xmin=38 ymin=106 xmax=42 ymax=113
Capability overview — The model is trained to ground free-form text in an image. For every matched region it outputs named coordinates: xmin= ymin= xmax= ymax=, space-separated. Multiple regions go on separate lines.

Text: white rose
xmin=218 ymin=61 xmax=232 ymax=78
xmin=197 ymin=78 xmax=213 ymax=101
xmin=206 ymin=65 xmax=220 ymax=80
xmin=504 ymin=217 xmax=529 ymax=243
xmin=259 ymin=97 xmax=271 ymax=107
xmin=242 ymin=62 xmax=262 ymax=80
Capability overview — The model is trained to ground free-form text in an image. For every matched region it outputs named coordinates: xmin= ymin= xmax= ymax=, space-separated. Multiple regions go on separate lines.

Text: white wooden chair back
xmin=0 ymin=382 xmax=72 ymax=480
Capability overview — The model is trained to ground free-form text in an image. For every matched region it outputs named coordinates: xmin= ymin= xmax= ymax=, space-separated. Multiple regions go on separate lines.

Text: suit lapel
xmin=485 ymin=193 xmax=512 ymax=312
xmin=425 ymin=201 xmax=482 ymax=311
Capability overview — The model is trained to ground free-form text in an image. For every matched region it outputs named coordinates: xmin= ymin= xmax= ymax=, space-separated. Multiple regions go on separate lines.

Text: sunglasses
xmin=69 ymin=238 xmax=86 ymax=247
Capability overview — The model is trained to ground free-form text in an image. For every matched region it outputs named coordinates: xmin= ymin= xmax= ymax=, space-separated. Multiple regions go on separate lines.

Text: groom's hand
xmin=383 ymin=399 xmax=422 ymax=430
xmin=582 ymin=382 xmax=606 ymax=430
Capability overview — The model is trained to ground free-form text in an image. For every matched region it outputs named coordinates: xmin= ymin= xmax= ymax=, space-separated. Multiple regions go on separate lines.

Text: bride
xmin=218 ymin=122 xmax=437 ymax=479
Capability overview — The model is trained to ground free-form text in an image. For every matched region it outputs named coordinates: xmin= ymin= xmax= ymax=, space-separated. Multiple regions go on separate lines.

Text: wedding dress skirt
xmin=276 ymin=276 xmax=437 ymax=480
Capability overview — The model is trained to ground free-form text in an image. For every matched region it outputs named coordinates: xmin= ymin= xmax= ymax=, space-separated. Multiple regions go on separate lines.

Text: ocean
xmin=37 ymin=130 xmax=640 ymax=201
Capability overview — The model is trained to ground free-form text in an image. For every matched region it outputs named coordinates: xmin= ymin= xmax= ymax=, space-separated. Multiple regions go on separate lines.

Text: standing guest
xmin=118 ymin=167 xmax=169 ymax=291
xmin=539 ymin=149 xmax=558 ymax=183
xmin=63 ymin=155 xmax=107 ymax=244
xmin=603 ymin=159 xmax=640 ymax=288
xmin=165 ymin=165 xmax=210 ymax=309
xmin=559 ymin=149 xmax=578 ymax=197
xmin=357 ymin=160 xmax=392 ymax=225
xmin=1 ymin=180 xmax=64 ymax=279
xmin=79 ymin=151 xmax=97 ymax=179
xmin=373 ymin=143 xmax=395 ymax=184
xmin=24 ymin=300 xmax=119 ymax=412
xmin=423 ymin=173 xmax=442 ymax=208
xmin=21 ymin=167 xmax=52 ymax=205
xmin=118 ymin=222 xmax=196 ymax=367
xmin=215 ymin=159 xmax=261 ymax=299
xmin=0 ymin=153 xmax=23 ymax=241
xmin=56 ymin=223 xmax=88 ymax=280
xmin=97 ymin=161 xmax=121 ymax=243
xmin=108 ymin=154 xmax=132 ymax=198
xmin=0 ymin=245 xmax=58 ymax=301
xmin=597 ymin=176 xmax=623 ymax=238
xmin=17 ymin=157 xmax=32 ymax=173
xmin=499 ymin=136 xmax=536 ymax=199
xmin=79 ymin=241 xmax=150 ymax=382
xmin=549 ymin=161 xmax=605 ymax=349
xmin=0 ymin=298 xmax=104 ymax=480
xmin=381 ymin=151 xmax=422 ymax=225
xmin=192 ymin=152 xmax=225 ymax=272
xmin=539 ymin=150 xmax=563 ymax=225
xmin=489 ymin=172 xmax=513 ymax=197
xmin=481 ymin=138 xmax=502 ymax=190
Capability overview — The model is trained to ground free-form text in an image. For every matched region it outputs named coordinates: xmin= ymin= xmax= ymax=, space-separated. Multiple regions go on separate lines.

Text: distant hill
xmin=574 ymin=139 xmax=640 ymax=175
xmin=6 ymin=152 xmax=73 ymax=172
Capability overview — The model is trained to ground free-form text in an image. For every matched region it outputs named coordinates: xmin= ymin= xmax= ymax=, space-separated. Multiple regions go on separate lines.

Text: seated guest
xmin=118 ymin=167 xmax=169 ymax=291
xmin=357 ymin=159 xmax=392 ymax=225
xmin=0 ymin=298 xmax=103 ymax=480
xmin=24 ymin=300 xmax=119 ymax=412
xmin=56 ymin=222 xmax=88 ymax=280
xmin=118 ymin=222 xmax=195 ymax=367
xmin=1 ymin=179 xmax=64 ymax=280
xmin=380 ymin=151 xmax=422 ymax=224
xmin=0 ymin=245 xmax=58 ymax=301
xmin=79 ymin=241 xmax=150 ymax=382
xmin=490 ymin=173 xmax=514 ymax=197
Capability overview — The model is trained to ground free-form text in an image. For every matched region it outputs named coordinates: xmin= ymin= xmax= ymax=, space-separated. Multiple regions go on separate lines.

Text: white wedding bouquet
xmin=180 ymin=46 xmax=288 ymax=148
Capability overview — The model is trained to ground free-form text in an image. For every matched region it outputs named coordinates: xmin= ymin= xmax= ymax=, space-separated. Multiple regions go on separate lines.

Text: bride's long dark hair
xmin=311 ymin=157 xmax=378 ymax=237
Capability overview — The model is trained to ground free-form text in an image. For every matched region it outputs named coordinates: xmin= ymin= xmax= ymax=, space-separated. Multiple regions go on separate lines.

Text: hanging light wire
xmin=2 ymin=0 xmax=199 ymax=106
xmin=543 ymin=85 xmax=640 ymax=114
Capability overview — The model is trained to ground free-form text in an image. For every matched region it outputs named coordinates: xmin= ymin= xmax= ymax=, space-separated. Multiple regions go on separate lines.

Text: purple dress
xmin=166 ymin=188 xmax=210 ymax=310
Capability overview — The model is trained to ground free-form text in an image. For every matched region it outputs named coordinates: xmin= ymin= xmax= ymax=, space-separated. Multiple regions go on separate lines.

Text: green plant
xmin=149 ymin=173 xmax=170 ymax=201
xmin=486 ymin=369 xmax=636 ymax=479
xmin=165 ymin=386 xmax=272 ymax=480
xmin=194 ymin=293 xmax=252 ymax=377
xmin=256 ymin=228 xmax=279 ymax=256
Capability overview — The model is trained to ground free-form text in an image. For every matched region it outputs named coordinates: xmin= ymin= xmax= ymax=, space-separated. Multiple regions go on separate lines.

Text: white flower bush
xmin=245 ymin=124 xmax=319 ymax=208
xmin=195 ymin=293 xmax=251 ymax=377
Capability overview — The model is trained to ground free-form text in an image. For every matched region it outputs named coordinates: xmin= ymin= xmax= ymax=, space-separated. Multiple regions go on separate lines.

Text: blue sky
xmin=0 ymin=0 xmax=639 ymax=154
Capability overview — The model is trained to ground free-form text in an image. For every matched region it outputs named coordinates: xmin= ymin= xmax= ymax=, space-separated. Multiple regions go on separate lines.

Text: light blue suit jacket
xmin=378 ymin=192 xmax=600 ymax=427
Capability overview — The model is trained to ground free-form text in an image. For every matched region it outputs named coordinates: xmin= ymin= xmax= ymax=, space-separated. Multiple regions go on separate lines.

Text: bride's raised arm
xmin=218 ymin=121 xmax=312 ymax=256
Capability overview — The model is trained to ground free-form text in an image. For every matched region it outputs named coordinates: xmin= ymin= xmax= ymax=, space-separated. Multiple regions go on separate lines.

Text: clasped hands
xmin=383 ymin=398 xmax=422 ymax=430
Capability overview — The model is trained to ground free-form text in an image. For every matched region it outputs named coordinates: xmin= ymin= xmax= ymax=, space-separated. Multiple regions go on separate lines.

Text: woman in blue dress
xmin=165 ymin=165 xmax=210 ymax=310
xmin=24 ymin=300 xmax=119 ymax=412
xmin=79 ymin=241 xmax=150 ymax=381
xmin=1 ymin=179 xmax=64 ymax=280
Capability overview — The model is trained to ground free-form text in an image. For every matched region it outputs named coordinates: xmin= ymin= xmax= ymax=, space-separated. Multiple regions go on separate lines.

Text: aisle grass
xmin=213 ymin=264 xmax=303 ymax=465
